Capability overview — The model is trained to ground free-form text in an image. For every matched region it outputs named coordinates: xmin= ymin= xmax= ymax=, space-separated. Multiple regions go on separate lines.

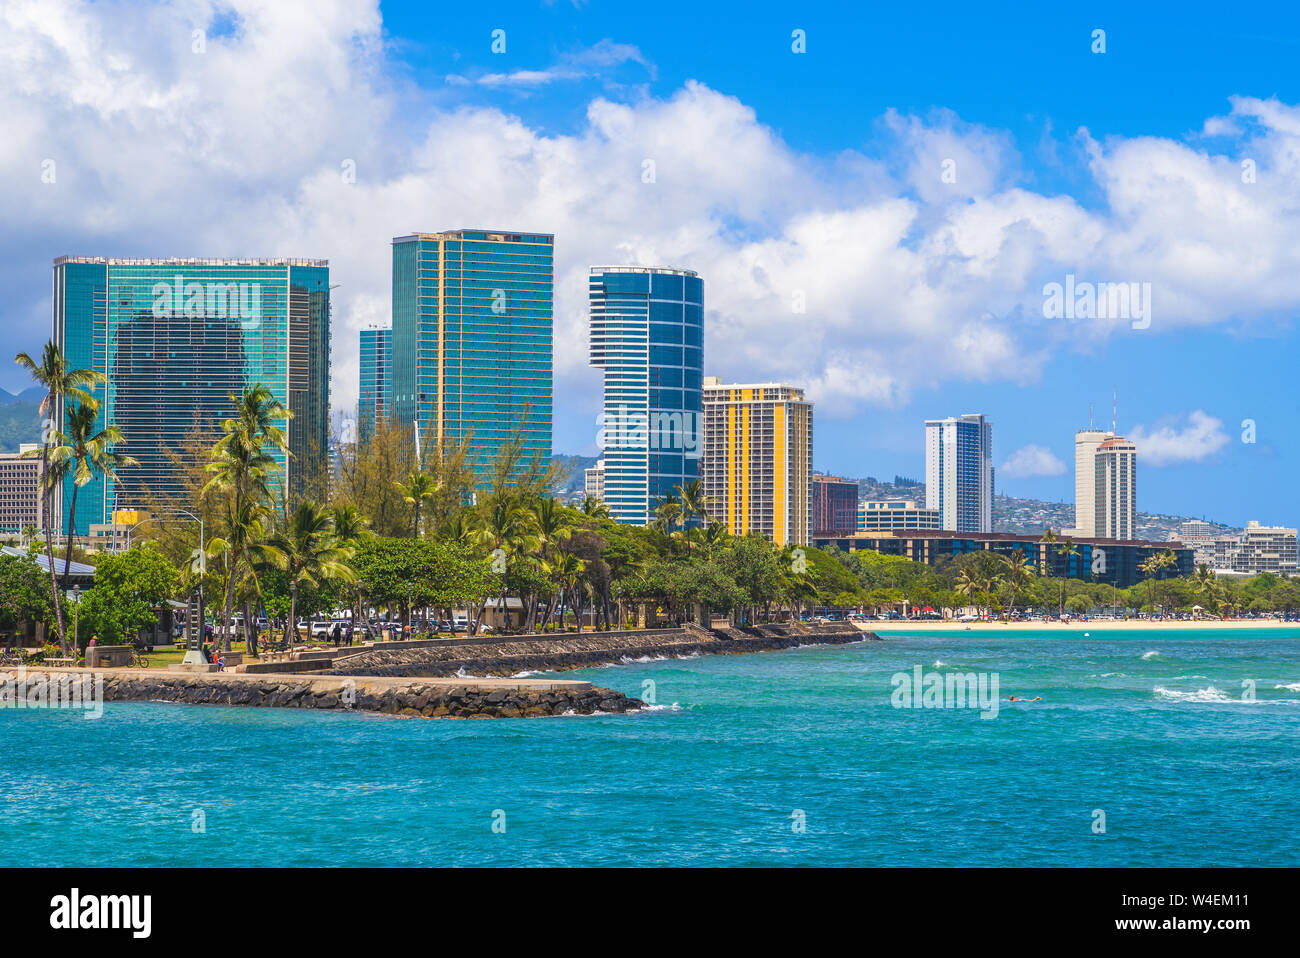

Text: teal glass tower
xmin=589 ymin=266 xmax=704 ymax=526
xmin=52 ymin=256 xmax=331 ymax=536
xmin=357 ymin=326 xmax=392 ymax=441
xmin=391 ymin=230 xmax=553 ymax=482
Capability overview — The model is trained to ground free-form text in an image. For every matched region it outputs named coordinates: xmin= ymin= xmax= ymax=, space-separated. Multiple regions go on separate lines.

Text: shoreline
xmin=855 ymin=619 xmax=1300 ymax=632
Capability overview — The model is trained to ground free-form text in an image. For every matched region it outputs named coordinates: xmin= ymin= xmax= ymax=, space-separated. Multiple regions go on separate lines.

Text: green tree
xmin=14 ymin=341 xmax=104 ymax=653
xmin=268 ymin=501 xmax=355 ymax=646
xmin=0 ymin=552 xmax=54 ymax=637
xmin=78 ymin=546 xmax=178 ymax=646
xmin=46 ymin=401 xmax=138 ymax=591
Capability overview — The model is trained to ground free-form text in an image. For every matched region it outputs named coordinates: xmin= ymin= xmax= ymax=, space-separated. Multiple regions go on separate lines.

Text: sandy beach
xmin=855 ymin=619 xmax=1300 ymax=632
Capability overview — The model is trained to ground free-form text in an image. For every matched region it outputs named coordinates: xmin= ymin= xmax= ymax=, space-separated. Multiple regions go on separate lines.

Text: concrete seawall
xmin=0 ymin=667 xmax=641 ymax=718
xmin=321 ymin=623 xmax=876 ymax=679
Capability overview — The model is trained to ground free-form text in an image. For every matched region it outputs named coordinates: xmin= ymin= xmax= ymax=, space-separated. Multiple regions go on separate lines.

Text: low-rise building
xmin=812 ymin=529 xmax=1192 ymax=589
xmin=584 ymin=460 xmax=605 ymax=501
xmin=858 ymin=499 xmax=941 ymax=533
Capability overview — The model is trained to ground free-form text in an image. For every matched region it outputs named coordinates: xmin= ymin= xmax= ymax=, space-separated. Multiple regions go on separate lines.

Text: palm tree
xmin=651 ymin=494 xmax=682 ymax=536
xmin=269 ymin=501 xmax=356 ymax=647
xmin=543 ymin=551 xmax=587 ymax=633
xmin=675 ymin=478 xmax=713 ymax=551
xmin=471 ymin=495 xmax=538 ymax=635
xmin=394 ymin=470 xmax=438 ymax=537
xmin=331 ymin=504 xmax=372 ymax=641
xmin=1193 ymin=563 xmax=1216 ymax=620
xmin=203 ymin=384 xmax=291 ymax=650
xmin=14 ymin=342 xmax=103 ymax=653
xmin=1053 ymin=536 xmax=1079 ymax=617
xmin=956 ymin=570 xmax=982 ymax=616
xmin=580 ymin=496 xmax=612 ymax=520
xmin=46 ymin=402 xmax=138 ymax=591
xmin=1001 ymin=551 xmax=1035 ymax=620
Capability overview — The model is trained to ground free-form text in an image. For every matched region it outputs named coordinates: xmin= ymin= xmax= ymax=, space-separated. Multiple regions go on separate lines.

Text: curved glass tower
xmin=589 ymin=266 xmax=703 ymax=526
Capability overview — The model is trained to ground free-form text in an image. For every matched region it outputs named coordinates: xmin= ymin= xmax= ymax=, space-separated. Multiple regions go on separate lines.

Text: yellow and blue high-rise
xmin=392 ymin=230 xmax=553 ymax=483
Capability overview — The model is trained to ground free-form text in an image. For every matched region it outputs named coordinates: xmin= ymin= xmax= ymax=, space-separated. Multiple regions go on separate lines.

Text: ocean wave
xmin=933 ymin=660 xmax=946 ymax=667
xmin=1153 ymin=685 xmax=1233 ymax=703
xmin=1141 ymin=651 xmax=1162 ymax=661
xmin=1274 ymin=682 xmax=1300 ymax=692
xmin=639 ymin=702 xmax=683 ymax=712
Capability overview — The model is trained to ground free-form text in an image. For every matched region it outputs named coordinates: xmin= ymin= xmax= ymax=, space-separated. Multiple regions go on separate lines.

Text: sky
xmin=3 ymin=0 xmax=1300 ymax=528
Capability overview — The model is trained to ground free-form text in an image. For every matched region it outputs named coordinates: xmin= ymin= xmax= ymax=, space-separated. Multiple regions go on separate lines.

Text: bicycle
xmin=129 ymin=648 xmax=149 ymax=669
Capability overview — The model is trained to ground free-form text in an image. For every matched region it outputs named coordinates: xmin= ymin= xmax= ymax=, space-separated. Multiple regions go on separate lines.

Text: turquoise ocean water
xmin=3 ymin=628 xmax=1298 ymax=867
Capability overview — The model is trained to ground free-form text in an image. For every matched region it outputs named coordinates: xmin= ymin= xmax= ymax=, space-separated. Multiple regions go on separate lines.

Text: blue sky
xmin=3 ymin=0 xmax=1299 ymax=528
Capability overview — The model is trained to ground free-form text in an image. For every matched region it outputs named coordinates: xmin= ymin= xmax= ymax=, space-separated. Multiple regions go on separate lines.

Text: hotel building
xmin=52 ymin=256 xmax=330 ymax=535
xmin=584 ymin=460 xmax=605 ymax=501
xmin=392 ymin=230 xmax=553 ymax=482
xmin=1232 ymin=521 xmax=1298 ymax=574
xmin=858 ymin=498 xmax=941 ymax=532
xmin=0 ymin=444 xmax=43 ymax=537
xmin=589 ymin=266 xmax=703 ymax=526
xmin=812 ymin=475 xmax=859 ymax=537
xmin=812 ymin=529 xmax=1192 ymax=590
xmin=702 ymin=379 xmax=813 ymax=546
xmin=357 ymin=325 xmax=392 ymax=441
xmin=925 ymin=414 xmax=993 ymax=533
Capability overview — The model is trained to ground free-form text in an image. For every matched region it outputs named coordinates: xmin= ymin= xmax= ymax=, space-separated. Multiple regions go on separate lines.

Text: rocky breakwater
xmin=1 ymin=667 xmax=641 ymax=719
xmin=322 ymin=622 xmax=875 ymax=679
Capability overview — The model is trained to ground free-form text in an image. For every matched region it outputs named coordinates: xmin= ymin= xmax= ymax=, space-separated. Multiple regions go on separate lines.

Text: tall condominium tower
xmin=589 ymin=266 xmax=704 ymax=525
xmin=357 ymin=325 xmax=392 ymax=441
xmin=1070 ymin=428 xmax=1113 ymax=537
xmin=391 ymin=230 xmax=553 ymax=482
xmin=52 ymin=256 xmax=330 ymax=536
xmin=1094 ymin=436 xmax=1137 ymax=540
xmin=702 ymin=379 xmax=813 ymax=546
xmin=924 ymin=413 xmax=993 ymax=533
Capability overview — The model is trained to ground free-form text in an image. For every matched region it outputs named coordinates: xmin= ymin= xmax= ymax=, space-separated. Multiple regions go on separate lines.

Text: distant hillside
xmin=0 ymin=400 xmax=41 ymax=453
xmin=551 ymin=454 xmax=599 ymax=495
xmin=0 ymin=387 xmax=45 ymax=406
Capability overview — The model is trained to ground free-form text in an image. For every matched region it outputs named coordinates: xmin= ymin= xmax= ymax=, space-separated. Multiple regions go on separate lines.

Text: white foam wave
xmin=1274 ymin=682 xmax=1300 ymax=692
xmin=1153 ymin=685 xmax=1233 ymax=703
xmin=1141 ymin=651 xmax=1161 ymax=661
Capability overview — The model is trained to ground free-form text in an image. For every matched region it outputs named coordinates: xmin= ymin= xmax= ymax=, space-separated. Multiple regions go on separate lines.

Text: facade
xmin=812 ymin=475 xmax=858 ymax=536
xmin=1232 ymin=521 xmax=1298 ymax=574
xmin=812 ymin=530 xmax=1192 ymax=590
xmin=584 ymin=460 xmax=605 ymax=501
xmin=858 ymin=498 xmax=941 ymax=532
xmin=53 ymin=256 xmax=330 ymax=535
xmin=392 ymin=230 xmax=553 ymax=483
xmin=589 ymin=266 xmax=703 ymax=526
xmin=0 ymin=444 xmax=43 ymax=536
xmin=1093 ymin=437 xmax=1138 ymax=540
xmin=1069 ymin=429 xmax=1112 ymax=537
xmin=924 ymin=414 xmax=993 ymax=532
xmin=702 ymin=379 xmax=813 ymax=546
xmin=357 ymin=325 xmax=392 ymax=441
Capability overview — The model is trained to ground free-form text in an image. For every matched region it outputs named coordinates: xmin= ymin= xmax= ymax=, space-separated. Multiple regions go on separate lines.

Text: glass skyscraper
xmin=589 ymin=266 xmax=704 ymax=526
xmin=391 ymin=230 xmax=553 ymax=482
xmin=357 ymin=325 xmax=392 ymax=441
xmin=52 ymin=256 xmax=331 ymax=536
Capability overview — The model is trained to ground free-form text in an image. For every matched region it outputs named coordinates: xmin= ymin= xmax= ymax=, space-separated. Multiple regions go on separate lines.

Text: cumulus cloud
xmin=3 ymin=0 xmax=1300 ymax=436
xmin=999 ymin=444 xmax=1066 ymax=478
xmin=1128 ymin=410 xmax=1231 ymax=466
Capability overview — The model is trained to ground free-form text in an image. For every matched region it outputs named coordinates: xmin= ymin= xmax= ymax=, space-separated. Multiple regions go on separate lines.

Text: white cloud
xmin=1128 ymin=410 xmax=1231 ymax=466
xmin=3 ymin=1 xmax=1300 ymax=435
xmin=999 ymin=444 xmax=1066 ymax=478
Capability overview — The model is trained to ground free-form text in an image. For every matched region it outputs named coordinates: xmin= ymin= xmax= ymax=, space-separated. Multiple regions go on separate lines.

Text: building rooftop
xmin=589 ymin=265 xmax=699 ymax=277
xmin=393 ymin=230 xmax=554 ymax=243
xmin=53 ymin=256 xmax=328 ymax=267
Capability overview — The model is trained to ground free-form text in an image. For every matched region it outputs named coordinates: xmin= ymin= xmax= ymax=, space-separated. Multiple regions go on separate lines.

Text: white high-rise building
xmin=1071 ymin=429 xmax=1113 ymax=537
xmin=1094 ymin=436 xmax=1138 ymax=540
xmin=925 ymin=414 xmax=993 ymax=533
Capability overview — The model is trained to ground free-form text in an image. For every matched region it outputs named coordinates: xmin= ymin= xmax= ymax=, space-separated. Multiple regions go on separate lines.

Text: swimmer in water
xmin=1008 ymin=696 xmax=1043 ymax=702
